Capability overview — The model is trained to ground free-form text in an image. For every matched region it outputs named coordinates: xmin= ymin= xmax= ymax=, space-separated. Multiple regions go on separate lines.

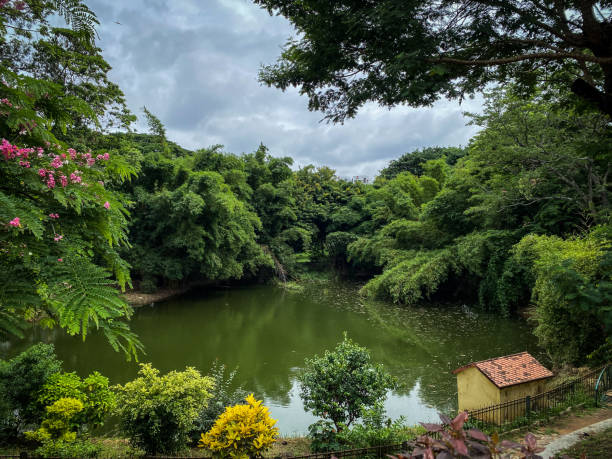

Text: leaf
xmin=468 ymin=429 xmax=489 ymax=442
xmin=420 ymin=422 xmax=444 ymax=432
xmin=451 ymin=411 xmax=468 ymax=430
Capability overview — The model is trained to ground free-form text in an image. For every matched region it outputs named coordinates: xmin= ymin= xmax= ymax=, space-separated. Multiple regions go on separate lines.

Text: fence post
xmin=525 ymin=395 xmax=531 ymax=418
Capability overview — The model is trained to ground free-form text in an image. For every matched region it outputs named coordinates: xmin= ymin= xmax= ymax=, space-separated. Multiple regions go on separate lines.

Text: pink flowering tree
xmin=0 ymin=0 xmax=141 ymax=358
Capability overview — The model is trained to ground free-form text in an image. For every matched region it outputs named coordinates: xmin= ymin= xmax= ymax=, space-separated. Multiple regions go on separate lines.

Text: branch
xmin=571 ymin=78 xmax=612 ymax=117
xmin=429 ymin=51 xmax=612 ymax=66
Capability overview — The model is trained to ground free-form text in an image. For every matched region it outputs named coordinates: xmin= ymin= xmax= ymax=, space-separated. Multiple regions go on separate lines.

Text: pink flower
xmin=0 ymin=98 xmax=11 ymax=107
xmin=38 ymin=168 xmax=47 ymax=178
xmin=57 ymin=258 xmax=63 ymax=262
xmin=59 ymin=175 xmax=68 ymax=187
xmin=1 ymin=138 xmax=18 ymax=160
xmin=67 ymin=148 xmax=77 ymax=159
xmin=86 ymin=158 xmax=96 ymax=166
xmin=54 ymin=234 xmax=63 ymax=242
xmin=46 ymin=175 xmax=55 ymax=189
xmin=103 ymin=152 xmax=110 ymax=160
xmin=49 ymin=213 xmax=59 ymax=219
xmin=70 ymin=172 xmax=82 ymax=183
xmin=19 ymin=160 xmax=30 ymax=168
xmin=9 ymin=217 xmax=20 ymax=227
xmin=103 ymin=201 xmax=110 ymax=209
xmin=49 ymin=155 xmax=63 ymax=169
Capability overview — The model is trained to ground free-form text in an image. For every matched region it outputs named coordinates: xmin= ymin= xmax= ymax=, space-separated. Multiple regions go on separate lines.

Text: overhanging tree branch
xmin=430 ymin=52 xmax=612 ymax=66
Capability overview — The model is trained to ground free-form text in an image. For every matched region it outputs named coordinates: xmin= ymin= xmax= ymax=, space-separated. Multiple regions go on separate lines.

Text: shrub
xmin=299 ymin=334 xmax=396 ymax=430
xmin=25 ymin=397 xmax=83 ymax=444
xmin=337 ymin=404 xmax=413 ymax=448
xmin=37 ymin=371 xmax=115 ymax=431
xmin=199 ymin=393 xmax=279 ymax=458
xmin=0 ymin=343 xmax=62 ymax=438
xmin=35 ymin=438 xmax=102 ymax=458
xmin=189 ymin=361 xmax=247 ymax=444
xmin=307 ymin=420 xmax=342 ymax=453
xmin=114 ymin=363 xmax=213 ymax=455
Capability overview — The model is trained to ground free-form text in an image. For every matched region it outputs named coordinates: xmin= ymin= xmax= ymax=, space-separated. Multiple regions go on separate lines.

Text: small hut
xmin=453 ymin=352 xmax=553 ymax=420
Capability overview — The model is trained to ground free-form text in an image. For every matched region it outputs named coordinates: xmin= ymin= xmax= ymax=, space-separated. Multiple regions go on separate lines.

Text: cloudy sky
xmin=87 ymin=0 xmax=483 ymax=178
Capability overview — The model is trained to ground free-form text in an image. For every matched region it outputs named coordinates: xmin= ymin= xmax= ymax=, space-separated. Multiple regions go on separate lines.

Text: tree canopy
xmin=255 ymin=0 xmax=612 ymax=121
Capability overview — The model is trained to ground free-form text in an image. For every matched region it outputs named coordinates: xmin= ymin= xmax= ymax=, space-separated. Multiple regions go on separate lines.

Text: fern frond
xmin=52 ymin=0 xmax=100 ymax=42
xmin=100 ymin=320 xmax=144 ymax=362
xmin=47 ymin=256 xmax=134 ymax=341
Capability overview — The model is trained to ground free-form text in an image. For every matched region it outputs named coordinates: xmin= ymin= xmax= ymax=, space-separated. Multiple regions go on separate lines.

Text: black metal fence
xmin=467 ymin=365 xmax=611 ymax=427
xmin=281 ymin=441 xmax=409 ymax=459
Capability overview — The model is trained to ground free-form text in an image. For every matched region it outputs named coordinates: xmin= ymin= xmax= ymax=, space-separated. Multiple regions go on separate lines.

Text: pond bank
xmin=123 ymin=287 xmax=191 ymax=306
xmin=123 ymin=281 xmax=211 ymax=306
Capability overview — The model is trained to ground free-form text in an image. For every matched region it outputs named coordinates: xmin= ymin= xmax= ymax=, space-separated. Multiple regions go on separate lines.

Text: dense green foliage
xmin=114 ymin=363 xmax=213 ymax=455
xmin=37 ymin=371 xmax=114 ymax=431
xmin=299 ymin=335 xmax=396 ymax=430
xmin=0 ymin=343 xmax=62 ymax=437
xmin=255 ymin=0 xmax=612 ymax=120
xmin=0 ymin=343 xmax=111 ymax=457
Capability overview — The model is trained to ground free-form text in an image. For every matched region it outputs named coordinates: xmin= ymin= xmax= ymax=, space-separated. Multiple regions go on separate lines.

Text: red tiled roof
xmin=453 ymin=352 xmax=553 ymax=388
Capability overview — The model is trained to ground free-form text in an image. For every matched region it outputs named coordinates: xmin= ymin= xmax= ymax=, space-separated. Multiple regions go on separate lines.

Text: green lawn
xmin=557 ymin=427 xmax=612 ymax=459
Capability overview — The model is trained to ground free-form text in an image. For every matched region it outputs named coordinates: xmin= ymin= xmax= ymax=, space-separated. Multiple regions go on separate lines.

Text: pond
xmin=2 ymin=280 xmax=545 ymax=435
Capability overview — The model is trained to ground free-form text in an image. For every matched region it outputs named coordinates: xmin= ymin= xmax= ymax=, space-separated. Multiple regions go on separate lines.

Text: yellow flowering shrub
xmin=199 ymin=394 xmax=278 ymax=458
xmin=25 ymin=397 xmax=84 ymax=443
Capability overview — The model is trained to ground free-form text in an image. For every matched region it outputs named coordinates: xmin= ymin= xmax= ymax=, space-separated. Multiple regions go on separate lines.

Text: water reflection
xmin=2 ymin=282 xmax=545 ymax=434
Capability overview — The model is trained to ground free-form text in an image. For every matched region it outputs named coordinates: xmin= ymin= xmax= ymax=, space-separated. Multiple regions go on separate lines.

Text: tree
xmin=0 ymin=0 xmax=141 ymax=358
xmin=512 ymin=231 xmax=611 ymax=366
xmin=255 ymin=0 xmax=612 ymax=121
xmin=380 ymin=147 xmax=465 ymax=180
xmin=1 ymin=0 xmax=134 ymax=130
xmin=298 ymin=335 xmax=395 ymax=431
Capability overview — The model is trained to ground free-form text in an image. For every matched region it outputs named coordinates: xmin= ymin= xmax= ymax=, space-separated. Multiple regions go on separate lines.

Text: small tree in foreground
xmin=299 ymin=334 xmax=395 ymax=430
xmin=198 ymin=393 xmax=279 ymax=458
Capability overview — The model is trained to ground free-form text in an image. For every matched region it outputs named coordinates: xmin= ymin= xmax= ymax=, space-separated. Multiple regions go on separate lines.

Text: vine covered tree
xmin=255 ymin=0 xmax=612 ymax=121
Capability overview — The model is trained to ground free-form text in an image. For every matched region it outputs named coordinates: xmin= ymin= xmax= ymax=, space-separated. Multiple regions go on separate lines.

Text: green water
xmin=3 ymin=281 xmax=545 ymax=434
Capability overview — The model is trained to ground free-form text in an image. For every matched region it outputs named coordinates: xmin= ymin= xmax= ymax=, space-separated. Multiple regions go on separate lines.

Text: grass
xmin=556 ymin=426 xmax=612 ymax=459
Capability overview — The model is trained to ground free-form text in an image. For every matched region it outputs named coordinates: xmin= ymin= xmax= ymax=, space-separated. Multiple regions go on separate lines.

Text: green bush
xmin=513 ymin=232 xmax=611 ymax=365
xmin=307 ymin=420 xmax=343 ymax=453
xmin=337 ymin=405 xmax=412 ymax=448
xmin=37 ymin=371 xmax=115 ymax=431
xmin=25 ymin=397 xmax=83 ymax=444
xmin=114 ymin=363 xmax=213 ymax=455
xmin=35 ymin=438 xmax=102 ymax=458
xmin=0 ymin=343 xmax=62 ymax=439
xmin=189 ymin=361 xmax=247 ymax=444
xmin=299 ymin=334 xmax=395 ymax=431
